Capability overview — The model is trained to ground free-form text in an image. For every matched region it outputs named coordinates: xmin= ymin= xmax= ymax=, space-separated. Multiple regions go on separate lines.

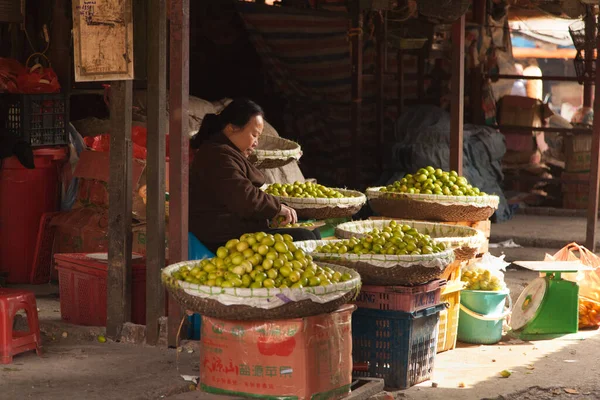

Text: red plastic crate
xmin=54 ymin=253 xmax=147 ymax=326
xmin=353 ymin=279 xmax=446 ymax=312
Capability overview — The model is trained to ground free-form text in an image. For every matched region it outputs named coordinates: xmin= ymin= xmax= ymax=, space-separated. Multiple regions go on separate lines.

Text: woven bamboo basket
xmin=248 ymin=135 xmax=302 ymax=169
xmin=334 ymin=219 xmax=484 ymax=262
xmin=162 ymin=262 xmax=361 ymax=320
xmin=272 ymin=188 xmax=367 ymax=220
xmin=366 ymin=187 xmax=499 ymax=222
xmin=295 ymin=240 xmax=455 ymax=286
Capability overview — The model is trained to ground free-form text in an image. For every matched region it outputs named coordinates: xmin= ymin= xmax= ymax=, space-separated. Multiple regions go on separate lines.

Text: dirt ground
xmin=2 ymin=269 xmax=600 ymax=400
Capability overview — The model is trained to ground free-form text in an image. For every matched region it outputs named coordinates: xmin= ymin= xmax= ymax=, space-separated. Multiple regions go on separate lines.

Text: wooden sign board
xmin=72 ymin=0 xmax=134 ymax=82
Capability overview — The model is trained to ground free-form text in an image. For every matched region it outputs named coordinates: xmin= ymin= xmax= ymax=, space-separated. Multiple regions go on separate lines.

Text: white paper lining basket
xmin=273 ymin=188 xmax=367 ymax=220
xmin=162 ymin=261 xmax=361 ymax=320
xmin=334 ymin=219 xmax=485 ymax=261
xmin=295 ymin=240 xmax=455 ymax=286
xmin=366 ymin=187 xmax=500 ymax=222
xmin=248 ymin=135 xmax=302 ymax=169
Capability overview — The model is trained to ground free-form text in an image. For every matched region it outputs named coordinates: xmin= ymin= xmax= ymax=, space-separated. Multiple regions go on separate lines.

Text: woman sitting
xmin=189 ymin=98 xmax=321 ymax=253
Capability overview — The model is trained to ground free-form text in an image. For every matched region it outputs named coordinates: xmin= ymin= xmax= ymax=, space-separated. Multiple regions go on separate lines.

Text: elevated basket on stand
xmin=271 ymin=188 xmax=367 ymax=220
xmin=334 ymin=219 xmax=485 ymax=262
xmin=295 ymin=240 xmax=454 ymax=286
xmin=161 ymin=261 xmax=361 ymax=320
xmin=248 ymin=135 xmax=302 ymax=169
xmin=366 ymin=187 xmax=499 ymax=222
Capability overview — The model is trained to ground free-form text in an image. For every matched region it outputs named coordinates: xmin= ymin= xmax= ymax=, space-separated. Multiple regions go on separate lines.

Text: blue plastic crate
xmin=352 ymin=303 xmax=446 ymax=389
xmin=187 ymin=313 xmax=202 ymax=340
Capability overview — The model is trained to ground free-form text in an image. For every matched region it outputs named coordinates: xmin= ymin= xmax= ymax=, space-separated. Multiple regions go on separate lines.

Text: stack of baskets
xmin=295 ymin=219 xmax=480 ymax=389
xmin=334 ymin=219 xmax=482 ymax=354
xmin=365 ymin=185 xmax=500 ymax=353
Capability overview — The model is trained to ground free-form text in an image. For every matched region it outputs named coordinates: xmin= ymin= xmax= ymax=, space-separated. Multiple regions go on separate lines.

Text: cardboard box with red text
xmin=199 ymin=305 xmax=354 ymax=400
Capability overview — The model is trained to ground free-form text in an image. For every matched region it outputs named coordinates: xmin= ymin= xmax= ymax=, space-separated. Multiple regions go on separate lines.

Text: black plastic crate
xmin=2 ymin=93 xmax=68 ymax=147
xmin=352 ymin=304 xmax=446 ymax=389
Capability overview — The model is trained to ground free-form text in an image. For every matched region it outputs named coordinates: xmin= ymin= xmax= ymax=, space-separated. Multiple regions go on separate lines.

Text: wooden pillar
xmin=107 ymin=80 xmax=133 ymax=339
xmin=450 ymin=15 xmax=465 ymax=175
xmin=470 ymin=0 xmax=486 ymax=125
xmin=397 ymin=49 xmax=404 ymax=115
xmin=50 ymin=0 xmax=72 ymax=93
xmin=584 ymin=35 xmax=600 ymax=251
xmin=145 ymin=0 xmax=167 ymax=346
xmin=168 ymin=0 xmax=190 ymax=347
xmin=375 ymin=12 xmax=385 ymax=171
xmin=351 ymin=8 xmax=363 ymax=189
xmin=583 ymin=9 xmax=595 ymax=108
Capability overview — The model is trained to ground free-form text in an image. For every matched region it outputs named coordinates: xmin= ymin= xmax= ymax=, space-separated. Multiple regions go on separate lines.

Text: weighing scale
xmin=510 ymin=261 xmax=592 ymax=341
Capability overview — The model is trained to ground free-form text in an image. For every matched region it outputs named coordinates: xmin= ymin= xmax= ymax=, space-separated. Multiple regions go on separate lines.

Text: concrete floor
xmin=2 ymin=214 xmax=599 ymax=399
xmin=3 ymin=267 xmax=599 ymax=400
xmin=490 ymin=214 xmax=598 ymax=249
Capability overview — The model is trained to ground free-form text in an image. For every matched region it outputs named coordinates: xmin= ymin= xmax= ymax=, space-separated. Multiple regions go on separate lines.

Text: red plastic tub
xmin=353 ymin=279 xmax=446 ymax=312
xmin=0 ymin=148 xmax=67 ymax=283
xmin=54 ymin=252 xmax=148 ymax=326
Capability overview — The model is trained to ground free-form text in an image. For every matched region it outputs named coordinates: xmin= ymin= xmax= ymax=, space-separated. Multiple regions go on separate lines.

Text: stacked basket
xmin=295 ymin=219 xmax=479 ymax=389
xmin=334 ymin=219 xmax=483 ymax=353
xmin=365 ymin=177 xmax=500 ymax=353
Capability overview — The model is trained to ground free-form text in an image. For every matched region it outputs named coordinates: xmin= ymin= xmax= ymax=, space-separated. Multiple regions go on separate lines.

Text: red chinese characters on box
xmin=199 ymin=305 xmax=354 ymax=400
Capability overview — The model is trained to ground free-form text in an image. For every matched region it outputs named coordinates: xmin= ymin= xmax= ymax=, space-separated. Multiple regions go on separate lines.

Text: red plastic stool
xmin=0 ymin=289 xmax=42 ymax=364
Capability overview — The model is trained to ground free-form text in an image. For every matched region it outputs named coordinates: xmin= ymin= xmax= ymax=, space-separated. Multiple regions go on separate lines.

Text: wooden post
xmin=145 ymin=0 xmax=167 ymax=346
xmin=470 ymin=0 xmax=485 ymax=125
xmin=450 ymin=15 xmax=465 ymax=175
xmin=397 ymin=49 xmax=404 ymax=116
xmin=585 ymin=35 xmax=600 ymax=251
xmin=375 ymin=12 xmax=385 ymax=171
xmin=583 ymin=9 xmax=595 ymax=108
xmin=168 ymin=0 xmax=190 ymax=347
xmin=107 ymin=80 xmax=133 ymax=339
xmin=351 ymin=7 xmax=363 ymax=189
xmin=50 ymin=0 xmax=72 ymax=93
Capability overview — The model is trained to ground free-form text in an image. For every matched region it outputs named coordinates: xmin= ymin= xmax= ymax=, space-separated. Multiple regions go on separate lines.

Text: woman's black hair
xmin=190 ymin=98 xmax=264 ymax=149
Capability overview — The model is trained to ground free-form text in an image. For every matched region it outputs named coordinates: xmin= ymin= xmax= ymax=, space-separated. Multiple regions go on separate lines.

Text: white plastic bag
xmin=462 ymin=253 xmax=509 ymax=291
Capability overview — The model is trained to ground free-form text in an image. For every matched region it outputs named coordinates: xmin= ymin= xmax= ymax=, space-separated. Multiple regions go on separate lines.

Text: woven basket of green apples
xmin=162 ymin=231 xmax=361 ymax=320
xmin=335 ymin=219 xmax=485 ymax=261
xmin=295 ymin=220 xmax=455 ymax=286
xmin=367 ymin=167 xmax=499 ymax=222
xmin=263 ymin=181 xmax=366 ymax=220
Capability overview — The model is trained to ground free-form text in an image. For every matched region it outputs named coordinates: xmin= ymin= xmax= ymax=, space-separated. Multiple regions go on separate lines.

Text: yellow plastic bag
xmin=545 ymin=243 xmax=600 ymax=329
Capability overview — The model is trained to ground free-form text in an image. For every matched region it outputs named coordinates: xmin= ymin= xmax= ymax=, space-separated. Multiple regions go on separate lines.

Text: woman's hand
xmin=277 ymin=204 xmax=298 ymax=226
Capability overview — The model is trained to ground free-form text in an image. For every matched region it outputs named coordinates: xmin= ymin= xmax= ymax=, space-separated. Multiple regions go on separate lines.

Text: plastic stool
xmin=0 ymin=289 xmax=42 ymax=364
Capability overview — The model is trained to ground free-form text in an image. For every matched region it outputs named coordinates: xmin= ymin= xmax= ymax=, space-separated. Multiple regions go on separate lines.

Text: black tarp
xmin=379 ymin=106 xmax=512 ymax=222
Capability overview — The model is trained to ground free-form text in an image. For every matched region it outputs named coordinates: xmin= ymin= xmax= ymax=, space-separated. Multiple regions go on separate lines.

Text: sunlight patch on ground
xmin=414 ymin=330 xmax=600 ymax=390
